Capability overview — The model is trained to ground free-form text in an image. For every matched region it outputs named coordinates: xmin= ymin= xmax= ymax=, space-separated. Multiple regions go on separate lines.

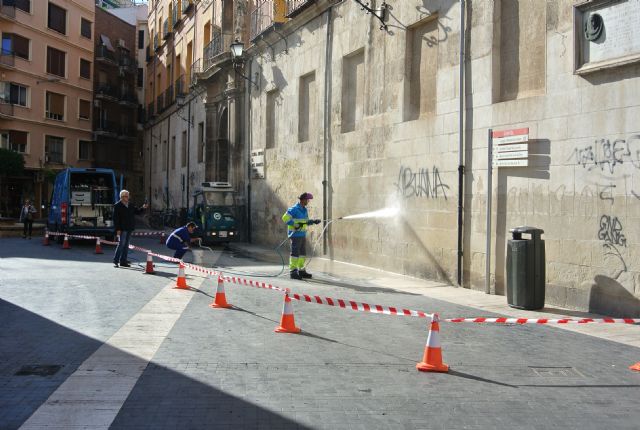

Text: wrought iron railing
xmin=172 ymin=1 xmax=182 ymax=27
xmin=203 ymin=29 xmax=222 ymax=72
xmin=190 ymin=59 xmax=201 ymax=87
xmin=96 ymin=84 xmax=119 ymax=99
xmin=182 ymin=0 xmax=193 ymax=14
xmin=251 ymin=0 xmax=287 ymax=40
xmin=286 ymin=0 xmax=315 ymax=17
xmin=156 ymin=93 xmax=164 ymax=113
xmin=175 ymin=75 xmax=186 ymax=97
xmin=96 ymin=45 xmax=116 ymax=63
xmin=163 ymin=18 xmax=172 ymax=39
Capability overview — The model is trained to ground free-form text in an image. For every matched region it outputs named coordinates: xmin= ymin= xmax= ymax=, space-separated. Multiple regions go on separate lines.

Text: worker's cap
xmin=299 ymin=192 xmax=313 ymax=200
xmin=186 ymin=222 xmax=197 ymax=228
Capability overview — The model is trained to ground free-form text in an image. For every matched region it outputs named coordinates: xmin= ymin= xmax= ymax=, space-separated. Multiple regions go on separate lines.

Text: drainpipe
xmin=166 ymin=115 xmax=170 ymax=209
xmin=246 ymin=57 xmax=253 ymax=243
xmin=456 ymin=0 xmax=465 ymax=286
xmin=186 ymin=97 xmax=191 ymax=214
xmin=322 ymin=3 xmax=334 ymax=255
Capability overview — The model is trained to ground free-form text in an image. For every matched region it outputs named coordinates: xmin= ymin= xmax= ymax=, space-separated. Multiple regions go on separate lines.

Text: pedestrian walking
xmin=166 ymin=222 xmax=199 ymax=259
xmin=282 ymin=192 xmax=321 ymax=280
xmin=19 ymin=199 xmax=36 ymax=239
xmin=113 ymin=190 xmax=147 ymax=268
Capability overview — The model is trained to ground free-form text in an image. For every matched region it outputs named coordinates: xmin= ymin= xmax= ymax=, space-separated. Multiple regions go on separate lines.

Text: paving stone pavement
xmin=1 ymin=237 xmax=639 ymax=429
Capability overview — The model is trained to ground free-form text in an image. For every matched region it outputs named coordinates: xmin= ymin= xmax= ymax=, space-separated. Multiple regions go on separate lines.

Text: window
xmin=404 ymin=18 xmax=438 ymax=121
xmin=9 ymin=130 xmax=28 ymax=153
xmin=266 ymin=89 xmax=279 ymax=149
xmin=45 ymin=91 xmax=65 ymax=121
xmin=181 ymin=130 xmax=187 ymax=167
xmin=78 ymin=99 xmax=90 ymax=120
xmin=341 ymin=49 xmax=364 ymax=133
xmin=78 ymin=140 xmax=92 ymax=160
xmin=15 ymin=0 xmax=31 ymax=13
xmin=1 ymin=33 xmax=30 ymax=60
xmin=138 ymin=30 xmax=144 ymax=49
xmin=46 ymin=46 xmax=65 ymax=77
xmin=81 ymin=18 xmax=92 ymax=39
xmin=298 ymin=72 xmax=316 ymax=143
xmin=48 ymin=3 xmax=67 ymax=35
xmin=137 ymin=67 xmax=144 ymax=87
xmin=4 ymin=83 xmax=28 ymax=106
xmin=197 ymin=122 xmax=204 ymax=163
xmin=45 ymin=135 xmax=64 ymax=164
xmin=80 ymin=59 xmax=91 ymax=79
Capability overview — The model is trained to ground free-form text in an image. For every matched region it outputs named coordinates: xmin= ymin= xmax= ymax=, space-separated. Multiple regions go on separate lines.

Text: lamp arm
xmin=353 ymin=0 xmax=389 ymax=31
xmin=233 ymin=68 xmax=259 ymax=91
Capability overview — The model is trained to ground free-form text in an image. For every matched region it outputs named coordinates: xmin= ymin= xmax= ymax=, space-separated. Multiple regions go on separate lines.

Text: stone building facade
xmin=245 ymin=0 xmax=640 ymax=316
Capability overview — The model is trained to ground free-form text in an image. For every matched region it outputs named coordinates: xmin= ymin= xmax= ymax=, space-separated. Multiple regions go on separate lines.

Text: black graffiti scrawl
xmin=598 ymin=215 xmax=627 ymax=273
xmin=395 ymin=166 xmax=450 ymax=200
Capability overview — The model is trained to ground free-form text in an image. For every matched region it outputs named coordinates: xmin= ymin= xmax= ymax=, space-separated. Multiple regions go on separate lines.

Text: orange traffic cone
xmin=62 ymin=234 xmax=71 ymax=249
xmin=210 ymin=276 xmax=232 ymax=309
xmin=94 ymin=238 xmax=103 ymax=254
xmin=174 ymin=262 xmax=189 ymax=289
xmin=631 ymin=362 xmax=640 ymax=372
xmin=416 ymin=314 xmax=449 ymax=373
xmin=275 ymin=292 xmax=301 ymax=334
xmin=143 ymin=253 xmax=155 ymax=274
xmin=43 ymin=231 xmax=50 ymax=246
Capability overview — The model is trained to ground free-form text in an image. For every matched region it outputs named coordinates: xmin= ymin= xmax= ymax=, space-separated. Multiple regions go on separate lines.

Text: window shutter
xmin=48 ymin=92 xmax=65 ymax=116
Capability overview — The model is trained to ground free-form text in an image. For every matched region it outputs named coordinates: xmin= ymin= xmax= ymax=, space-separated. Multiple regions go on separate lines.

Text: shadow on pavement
xmin=0 ymin=298 xmax=311 ymax=430
xmin=447 ymin=369 xmax=518 ymax=389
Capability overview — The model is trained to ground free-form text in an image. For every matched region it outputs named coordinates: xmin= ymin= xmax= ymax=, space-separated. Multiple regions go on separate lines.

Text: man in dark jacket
xmin=113 ymin=189 xmax=147 ymax=267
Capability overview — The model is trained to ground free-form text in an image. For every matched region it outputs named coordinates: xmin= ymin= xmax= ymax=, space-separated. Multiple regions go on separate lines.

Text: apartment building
xmin=0 ymin=0 xmax=95 ymax=217
xmin=144 ymin=0 xmax=249 ymax=221
xmin=92 ymin=6 xmax=144 ymax=200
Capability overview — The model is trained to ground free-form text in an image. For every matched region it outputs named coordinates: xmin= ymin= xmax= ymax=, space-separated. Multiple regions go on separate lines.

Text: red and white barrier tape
xmin=43 ymin=232 xmax=640 ymax=324
xmin=131 ymin=231 xmax=165 ymax=237
xmin=289 ymin=292 xmax=432 ymax=318
xmin=444 ymin=317 xmax=640 ymax=324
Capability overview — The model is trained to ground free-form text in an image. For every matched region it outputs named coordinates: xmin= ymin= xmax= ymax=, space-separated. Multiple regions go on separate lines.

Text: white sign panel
xmin=493 ymin=150 xmax=529 ymax=160
xmin=494 ymin=134 xmax=529 ymax=145
xmin=493 ymin=159 xmax=529 ymax=167
xmin=494 ymin=143 xmax=529 ymax=153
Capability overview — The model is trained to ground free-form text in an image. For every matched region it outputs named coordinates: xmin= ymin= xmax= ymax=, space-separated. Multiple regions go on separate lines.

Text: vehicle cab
xmin=189 ymin=182 xmax=239 ymax=244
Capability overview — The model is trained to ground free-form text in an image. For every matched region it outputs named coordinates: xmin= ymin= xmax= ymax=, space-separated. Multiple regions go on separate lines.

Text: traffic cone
xmin=42 ymin=231 xmax=50 ymax=246
xmin=275 ymin=292 xmax=301 ymax=334
xmin=62 ymin=234 xmax=71 ymax=249
xmin=631 ymin=362 xmax=640 ymax=372
xmin=94 ymin=238 xmax=103 ymax=254
xmin=143 ymin=253 xmax=155 ymax=274
xmin=209 ymin=276 xmax=232 ymax=309
xmin=416 ymin=314 xmax=449 ymax=373
xmin=174 ymin=262 xmax=189 ymax=289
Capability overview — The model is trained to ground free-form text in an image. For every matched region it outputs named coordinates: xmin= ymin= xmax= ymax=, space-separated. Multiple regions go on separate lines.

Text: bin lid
xmin=509 ymin=226 xmax=544 ymax=234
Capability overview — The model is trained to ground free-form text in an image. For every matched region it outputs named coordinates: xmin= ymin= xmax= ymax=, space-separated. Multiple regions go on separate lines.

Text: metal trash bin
xmin=506 ymin=226 xmax=545 ymax=310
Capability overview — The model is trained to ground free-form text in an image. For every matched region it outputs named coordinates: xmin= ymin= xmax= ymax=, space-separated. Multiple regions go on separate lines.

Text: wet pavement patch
xmin=15 ymin=365 xmax=63 ymax=377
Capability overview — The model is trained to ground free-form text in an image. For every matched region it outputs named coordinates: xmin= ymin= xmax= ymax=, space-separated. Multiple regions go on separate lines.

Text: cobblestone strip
xmin=18 ymin=277 xmax=203 ymax=430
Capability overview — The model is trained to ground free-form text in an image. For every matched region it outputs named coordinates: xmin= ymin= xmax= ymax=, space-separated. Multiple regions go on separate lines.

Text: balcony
xmin=120 ymin=91 xmax=138 ymax=107
xmin=163 ymin=19 xmax=172 ymax=40
xmin=251 ymin=0 xmax=287 ymax=41
xmin=156 ymin=93 xmax=165 ymax=114
xmin=175 ymin=75 xmax=186 ymax=98
xmin=0 ymin=2 xmax=16 ymax=19
xmin=119 ymin=125 xmax=136 ymax=140
xmin=95 ymin=84 xmax=119 ymax=101
xmin=147 ymin=101 xmax=155 ymax=120
xmin=182 ymin=0 xmax=193 ymax=14
xmin=164 ymin=85 xmax=174 ymax=107
xmin=154 ymin=33 xmax=161 ymax=52
xmin=146 ymin=45 xmax=153 ymax=63
xmin=202 ymin=29 xmax=223 ymax=73
xmin=119 ymin=55 xmax=137 ymax=74
xmin=96 ymin=45 xmax=117 ymax=64
xmin=172 ymin=2 xmax=182 ymax=28
xmin=0 ymin=102 xmax=14 ymax=117
xmin=286 ymin=0 xmax=315 ymax=18
xmin=94 ymin=120 xmax=119 ymax=137
xmin=190 ymin=59 xmax=201 ymax=87
xmin=0 ymin=49 xmax=15 ymax=68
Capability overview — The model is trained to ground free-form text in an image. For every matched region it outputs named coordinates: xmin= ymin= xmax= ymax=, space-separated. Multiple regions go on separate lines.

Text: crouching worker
xmin=166 ymin=222 xmax=199 ymax=260
xmin=282 ymin=192 xmax=321 ymax=280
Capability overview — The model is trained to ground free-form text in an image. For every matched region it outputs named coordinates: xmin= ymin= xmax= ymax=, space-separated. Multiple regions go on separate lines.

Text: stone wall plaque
xmin=574 ymin=0 xmax=640 ymax=74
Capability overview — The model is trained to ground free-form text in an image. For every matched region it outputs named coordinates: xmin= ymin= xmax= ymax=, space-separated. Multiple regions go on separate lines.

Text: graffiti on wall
xmin=570 ymin=135 xmax=640 ymax=174
xmin=598 ymin=214 xmax=627 ymax=273
xmin=394 ymin=166 xmax=450 ymax=200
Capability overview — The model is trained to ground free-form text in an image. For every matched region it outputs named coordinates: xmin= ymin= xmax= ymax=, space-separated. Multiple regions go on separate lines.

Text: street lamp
xmin=229 ymin=39 xmax=259 ymax=91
